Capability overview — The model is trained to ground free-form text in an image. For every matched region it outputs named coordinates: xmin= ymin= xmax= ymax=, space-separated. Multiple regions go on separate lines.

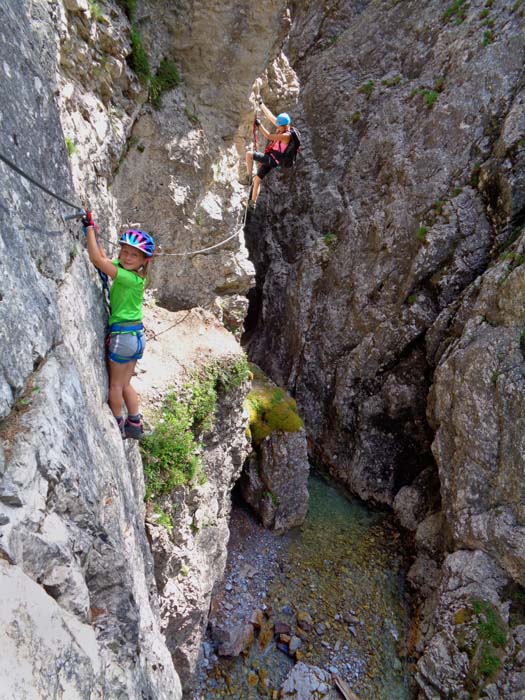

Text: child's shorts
xmin=107 ymin=329 xmax=146 ymax=364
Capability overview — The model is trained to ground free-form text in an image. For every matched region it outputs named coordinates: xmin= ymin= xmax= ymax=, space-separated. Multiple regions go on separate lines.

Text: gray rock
xmin=281 ymin=662 xmax=339 ymax=699
xmin=240 ymin=428 xmax=310 ymax=532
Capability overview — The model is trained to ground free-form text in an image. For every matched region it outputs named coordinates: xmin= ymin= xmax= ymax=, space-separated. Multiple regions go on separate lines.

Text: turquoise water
xmin=197 ymin=474 xmax=413 ymax=699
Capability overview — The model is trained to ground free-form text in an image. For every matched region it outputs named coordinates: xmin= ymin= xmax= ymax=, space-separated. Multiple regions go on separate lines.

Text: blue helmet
xmin=276 ymin=112 xmax=291 ymax=126
xmin=119 ymin=229 xmax=155 ymax=257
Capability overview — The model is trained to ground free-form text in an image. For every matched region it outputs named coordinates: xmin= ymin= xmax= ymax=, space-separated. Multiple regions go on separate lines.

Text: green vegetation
xmin=479 ymin=8 xmax=489 ymax=18
xmin=89 ymin=0 xmax=104 ymax=21
xmin=433 ymin=200 xmax=445 ymax=215
xmin=382 ymin=75 xmax=401 ymax=87
xmin=116 ymin=0 xmax=136 ymax=20
xmin=416 ymin=226 xmax=428 ymax=241
xmin=422 ymin=89 xmax=439 ymax=107
xmin=154 ymin=505 xmax=173 ymax=534
xmin=407 ymin=294 xmax=417 ymax=305
xmin=323 ymin=231 xmax=338 ymax=245
xmin=141 ymin=356 xmax=250 ymax=499
xmin=453 ymin=187 xmax=463 ymax=197
xmin=443 ymin=0 xmax=468 ymax=24
xmin=65 ymin=137 xmax=76 ymax=157
xmin=358 ymin=80 xmax=375 ymax=97
xmin=471 ymin=598 xmax=507 ymax=676
xmin=350 ymin=111 xmax=361 ymax=124
xmin=454 ymin=598 xmax=508 ymax=693
xmin=129 ymin=28 xmax=150 ymax=83
xmin=150 ymin=59 xmax=181 ymax=108
xmin=482 ymin=29 xmax=494 ymax=46
xmin=245 ymin=367 xmax=303 ymax=446
xmin=512 ymin=0 xmax=523 ymax=11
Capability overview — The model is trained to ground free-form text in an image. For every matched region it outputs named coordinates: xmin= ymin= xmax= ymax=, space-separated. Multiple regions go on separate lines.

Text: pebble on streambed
xmin=195 ymin=476 xmax=412 ymax=700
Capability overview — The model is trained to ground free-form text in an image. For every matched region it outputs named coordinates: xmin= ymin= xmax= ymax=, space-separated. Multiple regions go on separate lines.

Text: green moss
xmin=479 ymin=8 xmax=489 ymax=17
xmin=129 ymin=28 xmax=150 ymax=83
xmin=323 ymin=232 xmax=338 ymax=245
xmin=358 ymin=80 xmax=375 ymax=97
xmin=407 ymin=294 xmax=417 ymax=305
xmin=453 ymin=607 xmax=472 ymax=625
xmin=350 ymin=111 xmax=361 ymax=124
xmin=150 ymin=59 xmax=181 ymax=108
xmin=245 ymin=368 xmax=303 ymax=446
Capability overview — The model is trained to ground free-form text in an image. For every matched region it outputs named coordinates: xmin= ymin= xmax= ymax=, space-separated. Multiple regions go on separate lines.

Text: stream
xmin=195 ymin=474 xmax=414 ymax=699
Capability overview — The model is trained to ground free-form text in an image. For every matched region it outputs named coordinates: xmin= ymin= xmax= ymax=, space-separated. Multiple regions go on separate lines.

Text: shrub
xmin=150 ymin=59 xmax=181 ymax=108
xmin=141 ymin=355 xmax=250 ymax=498
xmin=129 ymin=28 xmax=150 ymax=83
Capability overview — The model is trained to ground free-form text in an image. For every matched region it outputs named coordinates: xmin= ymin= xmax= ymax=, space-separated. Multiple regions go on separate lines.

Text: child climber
xmin=82 ymin=211 xmax=155 ymax=439
xmin=244 ymin=99 xmax=292 ymax=209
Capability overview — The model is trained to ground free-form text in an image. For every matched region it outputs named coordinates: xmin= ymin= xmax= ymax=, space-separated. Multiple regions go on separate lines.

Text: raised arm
xmin=82 ymin=212 xmax=117 ymax=279
xmin=259 ymin=100 xmax=277 ymax=126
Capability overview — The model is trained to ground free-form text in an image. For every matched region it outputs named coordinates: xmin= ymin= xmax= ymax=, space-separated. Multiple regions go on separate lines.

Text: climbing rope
xmin=0 ymin=149 xmax=244 ymax=257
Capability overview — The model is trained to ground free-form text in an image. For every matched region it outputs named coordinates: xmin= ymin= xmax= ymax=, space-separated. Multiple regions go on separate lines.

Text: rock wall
xmin=244 ymin=0 xmax=525 ymax=697
xmin=0 ymin=2 xmax=180 ymax=697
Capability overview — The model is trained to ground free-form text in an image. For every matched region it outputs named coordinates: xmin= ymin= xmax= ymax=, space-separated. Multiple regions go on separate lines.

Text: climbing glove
xmin=81 ymin=210 xmax=99 ymax=235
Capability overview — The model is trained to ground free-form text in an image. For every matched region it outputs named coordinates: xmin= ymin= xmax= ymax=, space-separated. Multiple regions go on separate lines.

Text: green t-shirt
xmin=108 ymin=261 xmax=146 ymax=326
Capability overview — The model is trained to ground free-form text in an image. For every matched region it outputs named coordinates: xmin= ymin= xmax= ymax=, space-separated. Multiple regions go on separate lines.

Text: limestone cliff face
xmin=0 ymin=2 xmax=180 ymax=697
xmin=0 ymin=1 xmax=260 ymax=698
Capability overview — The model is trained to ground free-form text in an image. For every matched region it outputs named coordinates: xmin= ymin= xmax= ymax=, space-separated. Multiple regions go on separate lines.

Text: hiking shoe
xmin=124 ymin=416 xmax=145 ymax=440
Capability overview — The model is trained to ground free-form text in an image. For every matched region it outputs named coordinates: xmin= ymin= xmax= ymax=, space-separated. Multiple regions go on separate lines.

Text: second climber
xmin=244 ymin=99 xmax=292 ymax=209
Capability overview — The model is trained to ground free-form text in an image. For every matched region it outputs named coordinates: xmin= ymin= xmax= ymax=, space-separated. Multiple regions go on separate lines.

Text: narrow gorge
xmin=1 ymin=1 xmax=525 ymax=699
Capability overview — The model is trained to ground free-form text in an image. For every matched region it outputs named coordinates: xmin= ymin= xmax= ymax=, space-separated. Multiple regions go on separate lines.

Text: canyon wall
xmin=246 ymin=0 xmax=525 ymax=697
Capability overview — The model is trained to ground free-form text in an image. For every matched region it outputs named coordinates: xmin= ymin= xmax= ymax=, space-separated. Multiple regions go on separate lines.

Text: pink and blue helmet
xmin=119 ymin=229 xmax=155 ymax=257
